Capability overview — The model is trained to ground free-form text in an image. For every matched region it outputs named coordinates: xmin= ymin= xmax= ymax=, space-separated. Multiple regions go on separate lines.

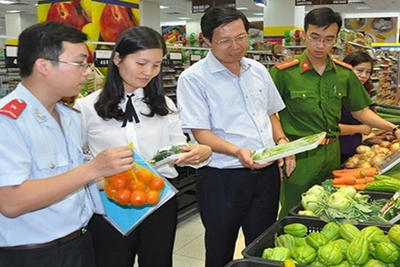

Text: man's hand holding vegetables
xmin=173 ymin=144 xmax=212 ymax=166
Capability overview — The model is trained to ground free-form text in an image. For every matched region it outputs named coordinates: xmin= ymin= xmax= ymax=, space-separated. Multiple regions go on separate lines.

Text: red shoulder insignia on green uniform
xmin=0 ymin=99 xmax=26 ymax=119
xmin=332 ymin=59 xmax=353 ymax=70
xmin=275 ymin=59 xmax=299 ymax=70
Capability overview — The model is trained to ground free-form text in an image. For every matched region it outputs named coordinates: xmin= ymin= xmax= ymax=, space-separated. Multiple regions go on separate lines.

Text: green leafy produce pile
xmin=251 ymin=132 xmax=326 ymax=161
xmin=297 ymin=182 xmax=397 ymax=225
xmin=262 ymin=221 xmax=400 ymax=266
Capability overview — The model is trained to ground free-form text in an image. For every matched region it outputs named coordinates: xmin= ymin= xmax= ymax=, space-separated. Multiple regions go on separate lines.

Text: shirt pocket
xmin=288 ymin=90 xmax=318 ymax=114
xmin=328 ymin=86 xmax=347 ymax=114
xmin=35 ymin=154 xmax=69 ymax=177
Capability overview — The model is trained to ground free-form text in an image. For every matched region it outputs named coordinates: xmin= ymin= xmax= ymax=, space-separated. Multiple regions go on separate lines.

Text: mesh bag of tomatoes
xmin=104 ymin=164 xmax=166 ymax=207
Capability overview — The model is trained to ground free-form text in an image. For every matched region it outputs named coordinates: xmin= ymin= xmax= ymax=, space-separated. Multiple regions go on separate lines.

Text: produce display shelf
xmin=288 ymin=190 xmax=393 ymax=223
xmin=224 ymin=259 xmax=283 ymax=267
xmin=242 ymin=216 xmax=391 ymax=266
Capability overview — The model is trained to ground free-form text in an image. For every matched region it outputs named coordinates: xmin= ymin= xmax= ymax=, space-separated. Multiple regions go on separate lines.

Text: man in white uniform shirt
xmin=177 ymin=6 xmax=296 ymax=267
xmin=0 ymin=22 xmax=133 ymax=267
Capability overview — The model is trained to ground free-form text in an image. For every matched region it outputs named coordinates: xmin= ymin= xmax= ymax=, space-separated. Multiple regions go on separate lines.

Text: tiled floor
xmin=172 ymin=208 xmax=246 ymax=267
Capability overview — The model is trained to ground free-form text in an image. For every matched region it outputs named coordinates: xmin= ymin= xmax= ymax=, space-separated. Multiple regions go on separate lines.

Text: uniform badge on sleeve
xmin=0 ymin=99 xmax=27 ymax=119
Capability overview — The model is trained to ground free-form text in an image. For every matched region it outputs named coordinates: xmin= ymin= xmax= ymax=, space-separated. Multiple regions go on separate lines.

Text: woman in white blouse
xmin=74 ymin=26 xmax=211 ymax=267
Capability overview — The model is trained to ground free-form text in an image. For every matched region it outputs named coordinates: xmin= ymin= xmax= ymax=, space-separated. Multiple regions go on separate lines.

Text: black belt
xmin=1 ymin=227 xmax=87 ymax=251
xmin=232 ymin=163 xmax=276 ymax=174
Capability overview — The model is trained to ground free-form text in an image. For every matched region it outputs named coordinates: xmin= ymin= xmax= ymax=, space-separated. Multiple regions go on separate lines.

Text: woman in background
xmin=339 ymin=51 xmax=375 ymax=163
xmin=74 ymin=26 xmax=211 ymax=267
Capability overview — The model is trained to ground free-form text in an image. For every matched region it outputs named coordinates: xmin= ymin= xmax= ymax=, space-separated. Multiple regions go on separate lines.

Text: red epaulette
xmin=275 ymin=59 xmax=299 ymax=70
xmin=332 ymin=59 xmax=353 ymax=70
xmin=0 ymin=99 xmax=27 ymax=119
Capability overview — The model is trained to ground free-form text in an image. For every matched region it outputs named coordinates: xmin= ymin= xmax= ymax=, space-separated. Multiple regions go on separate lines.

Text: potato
xmin=362 ymin=150 xmax=376 ymax=159
xmin=371 ymin=144 xmax=381 ymax=151
xmin=359 ymin=161 xmax=372 ymax=168
xmin=380 ymin=140 xmax=392 ymax=148
xmin=370 ymin=154 xmax=387 ymax=166
xmin=390 ymin=142 xmax=399 ymax=152
xmin=356 ymin=145 xmax=371 ymax=154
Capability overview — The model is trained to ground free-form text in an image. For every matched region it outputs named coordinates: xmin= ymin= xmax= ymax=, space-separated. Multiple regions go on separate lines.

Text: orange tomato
xmin=129 ymin=180 xmax=146 ymax=192
xmin=130 ymin=190 xmax=147 ymax=206
xmin=114 ymin=188 xmax=131 ymax=205
xmin=149 ymin=177 xmax=165 ymax=191
xmin=104 ymin=184 xmax=117 ymax=199
xmin=108 ymin=173 xmax=127 ymax=189
xmin=135 ymin=168 xmax=154 ymax=184
xmin=146 ymin=190 xmax=160 ymax=205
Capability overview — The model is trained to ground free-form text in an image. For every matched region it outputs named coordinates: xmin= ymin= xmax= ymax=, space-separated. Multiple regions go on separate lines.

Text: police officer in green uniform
xmin=270 ymin=7 xmax=400 ymax=217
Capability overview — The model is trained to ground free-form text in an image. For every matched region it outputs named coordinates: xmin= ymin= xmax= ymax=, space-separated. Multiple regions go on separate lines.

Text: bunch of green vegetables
xmin=262 ymin=221 xmax=400 ymax=267
xmin=297 ymin=182 xmax=392 ymax=225
xmin=251 ymin=132 xmax=326 ymax=161
xmin=149 ymin=145 xmax=187 ymax=165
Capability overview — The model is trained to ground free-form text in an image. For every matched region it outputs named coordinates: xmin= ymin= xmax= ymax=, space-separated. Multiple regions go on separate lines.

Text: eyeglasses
xmin=45 ymin=58 xmax=92 ymax=72
xmin=306 ymin=35 xmax=336 ymax=46
xmin=56 ymin=60 xmax=93 ymax=71
xmin=212 ymin=34 xmax=250 ymax=47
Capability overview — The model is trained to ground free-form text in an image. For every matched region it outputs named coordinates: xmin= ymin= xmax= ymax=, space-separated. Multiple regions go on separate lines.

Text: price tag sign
xmin=5 ymin=45 xmax=18 ymax=68
xmin=170 ymin=59 xmax=183 ymax=67
xmin=295 ymin=0 xmax=347 ymax=5
xmin=94 ymin=49 xmax=112 ymax=67
xmin=169 ymin=52 xmax=182 ymax=60
xmin=253 ymin=54 xmax=261 ymax=61
xmin=190 ymin=54 xmax=201 ymax=61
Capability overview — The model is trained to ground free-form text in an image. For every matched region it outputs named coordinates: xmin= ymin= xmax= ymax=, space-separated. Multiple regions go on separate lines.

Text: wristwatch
xmin=392 ymin=125 xmax=400 ymax=135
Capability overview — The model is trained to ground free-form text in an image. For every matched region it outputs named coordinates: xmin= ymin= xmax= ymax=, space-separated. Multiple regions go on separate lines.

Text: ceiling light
xmin=348 ymin=0 xmax=363 ymax=2
xmin=160 ymin=5 xmax=169 ymax=9
xmin=253 ymin=12 xmax=264 ymax=16
xmin=6 ymin=10 xmax=21 ymax=13
xmin=0 ymin=0 xmax=17 ymax=4
xmin=354 ymin=6 xmax=371 ymax=9
xmin=177 ymin=17 xmax=191 ymax=20
xmin=254 ymin=0 xmax=266 ymax=7
xmin=236 ymin=7 xmax=249 ymax=10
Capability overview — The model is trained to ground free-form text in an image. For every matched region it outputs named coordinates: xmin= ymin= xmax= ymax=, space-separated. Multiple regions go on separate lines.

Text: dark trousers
xmin=89 ymin=196 xmax=177 ymax=267
xmin=197 ymin=164 xmax=280 ymax=267
xmin=0 ymin=230 xmax=95 ymax=267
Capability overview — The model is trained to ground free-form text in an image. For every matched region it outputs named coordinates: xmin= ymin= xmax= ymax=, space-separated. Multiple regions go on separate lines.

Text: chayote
xmin=291 ymin=245 xmax=316 ymax=264
xmin=374 ymin=242 xmax=399 ymax=263
xmin=318 ymin=242 xmax=343 ymax=266
xmin=321 ymin=221 xmax=341 ymax=241
xmin=294 ymin=237 xmax=309 ymax=247
xmin=261 ymin=247 xmax=291 ymax=261
xmin=306 ymin=232 xmax=329 ymax=250
xmin=346 ymin=233 xmax=369 ymax=265
xmin=283 ymin=223 xmax=308 ymax=237
xmin=360 ymin=226 xmax=385 ymax=242
xmin=362 ymin=259 xmax=388 ymax=267
xmin=331 ymin=239 xmax=350 ymax=260
xmin=388 ymin=224 xmax=400 ymax=247
xmin=275 ymin=234 xmax=296 ymax=251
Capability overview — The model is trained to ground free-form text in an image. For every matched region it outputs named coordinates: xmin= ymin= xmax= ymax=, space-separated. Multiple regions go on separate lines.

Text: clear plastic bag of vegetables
xmin=104 ymin=163 xmax=165 ymax=207
xmin=149 ymin=145 xmax=189 ymax=167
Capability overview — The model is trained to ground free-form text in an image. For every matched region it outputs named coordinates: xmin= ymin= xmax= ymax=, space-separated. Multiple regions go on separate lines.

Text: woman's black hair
xmin=343 ymin=51 xmax=374 ymax=93
xmin=94 ymin=26 xmax=170 ymax=121
xmin=200 ymin=6 xmax=249 ymax=41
